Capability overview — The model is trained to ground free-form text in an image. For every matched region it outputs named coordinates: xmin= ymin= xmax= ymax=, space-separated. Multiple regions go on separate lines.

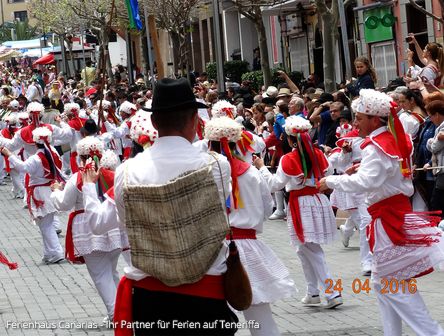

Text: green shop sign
xmin=364 ymin=7 xmax=395 ymax=43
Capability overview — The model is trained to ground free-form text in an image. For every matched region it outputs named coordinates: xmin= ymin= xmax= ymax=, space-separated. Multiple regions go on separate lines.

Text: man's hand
xmin=318 ymin=177 xmax=330 ymax=192
xmin=1 ymin=147 xmax=11 ymax=157
xmin=322 ymin=145 xmax=332 ymax=155
xmin=50 ymin=182 xmax=64 ymax=191
xmin=345 ymin=163 xmax=360 ymax=175
xmin=437 ymin=131 xmax=444 ymax=141
xmin=253 ymin=156 xmax=264 ymax=169
xmin=81 ymin=158 xmax=99 ymax=183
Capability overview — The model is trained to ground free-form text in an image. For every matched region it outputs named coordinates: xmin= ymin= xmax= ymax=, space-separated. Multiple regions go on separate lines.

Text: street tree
xmin=312 ymin=0 xmax=339 ymax=92
xmin=230 ymin=0 xmax=286 ymax=87
xmin=28 ymin=0 xmax=84 ymax=75
xmin=42 ymin=0 xmax=129 ymax=79
xmin=143 ymin=0 xmax=200 ymax=76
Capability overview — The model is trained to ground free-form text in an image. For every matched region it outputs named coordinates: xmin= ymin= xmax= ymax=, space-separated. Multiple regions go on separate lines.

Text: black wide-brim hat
xmin=147 ymin=78 xmax=208 ymax=112
xmin=80 ymin=118 xmax=98 ymax=135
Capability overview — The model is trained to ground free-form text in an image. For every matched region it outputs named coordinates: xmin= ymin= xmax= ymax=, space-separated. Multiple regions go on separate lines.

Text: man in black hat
xmin=85 ymin=78 xmax=238 ymax=335
xmin=80 ymin=119 xmax=98 ymax=137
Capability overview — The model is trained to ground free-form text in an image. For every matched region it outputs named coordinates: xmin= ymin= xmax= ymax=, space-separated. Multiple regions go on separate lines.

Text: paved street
xmin=0 ymin=180 xmax=443 ymax=336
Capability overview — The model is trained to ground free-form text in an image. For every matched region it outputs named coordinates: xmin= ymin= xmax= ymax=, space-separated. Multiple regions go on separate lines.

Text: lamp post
xmin=211 ymin=0 xmax=225 ymax=93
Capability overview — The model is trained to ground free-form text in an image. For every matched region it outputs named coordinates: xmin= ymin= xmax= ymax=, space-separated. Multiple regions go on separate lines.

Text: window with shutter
xmin=289 ymin=36 xmax=309 ymax=76
xmin=370 ymin=42 xmax=397 ymax=88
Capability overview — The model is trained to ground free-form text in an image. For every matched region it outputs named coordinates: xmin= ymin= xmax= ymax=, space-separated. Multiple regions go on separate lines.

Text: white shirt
xmin=25 ymin=84 xmax=42 ymax=102
xmin=398 ymin=110 xmax=420 ymax=139
xmin=84 ymin=136 xmax=232 ymax=281
xmin=4 ymin=122 xmax=72 ymax=157
xmin=229 ymin=166 xmax=273 ymax=233
xmin=326 ymin=127 xmax=413 ymax=206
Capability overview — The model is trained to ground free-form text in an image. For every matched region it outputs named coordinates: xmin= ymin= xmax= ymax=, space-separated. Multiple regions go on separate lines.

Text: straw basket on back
xmin=123 ymin=164 xmax=229 ymax=286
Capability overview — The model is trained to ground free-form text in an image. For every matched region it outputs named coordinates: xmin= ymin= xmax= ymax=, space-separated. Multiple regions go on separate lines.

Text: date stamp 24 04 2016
xmin=325 ymin=278 xmax=418 ymax=295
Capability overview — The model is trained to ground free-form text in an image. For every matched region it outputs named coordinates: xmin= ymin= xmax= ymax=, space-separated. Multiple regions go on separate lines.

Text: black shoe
xmin=56 ymin=229 xmax=62 ymax=235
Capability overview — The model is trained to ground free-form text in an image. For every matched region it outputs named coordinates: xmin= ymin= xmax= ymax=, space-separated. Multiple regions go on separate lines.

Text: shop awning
xmin=33 ymin=53 xmax=55 ymax=65
xmin=0 ymin=47 xmax=22 ymax=61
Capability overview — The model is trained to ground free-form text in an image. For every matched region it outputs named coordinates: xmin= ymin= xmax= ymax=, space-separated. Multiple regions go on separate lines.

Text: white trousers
xmin=53 ymin=215 xmax=61 ymax=230
xmin=343 ymin=207 xmax=373 ymax=268
xmin=296 ymin=242 xmax=338 ymax=299
xmin=243 ymin=303 xmax=280 ymax=336
xmin=83 ymin=249 xmax=121 ymax=319
xmin=0 ymin=157 xmax=5 ymax=180
xmin=374 ymin=283 xmax=444 ymax=336
xmin=35 ymin=213 xmax=63 ymax=259
xmin=62 ymin=151 xmax=71 ymax=174
xmin=274 ymin=190 xmax=286 ymax=213
xmin=10 ymin=169 xmax=24 ymax=197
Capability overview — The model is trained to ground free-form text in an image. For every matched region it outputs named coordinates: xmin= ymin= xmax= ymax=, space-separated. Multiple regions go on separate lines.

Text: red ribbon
xmin=389 ymin=101 xmax=412 ymax=177
xmin=0 ymin=251 xmax=18 ymax=270
xmin=65 ymin=210 xmax=85 ymax=264
xmin=70 ymin=151 xmax=79 ymax=173
xmin=26 ymin=181 xmax=52 ymax=219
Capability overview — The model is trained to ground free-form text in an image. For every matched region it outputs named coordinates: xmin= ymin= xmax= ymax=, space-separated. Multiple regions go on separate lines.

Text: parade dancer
xmin=100 ymin=101 xmax=137 ymax=160
xmin=63 ymin=102 xmax=88 ymax=174
xmin=2 ymin=102 xmax=72 ymax=158
xmin=320 ymin=89 xmax=444 ymax=336
xmin=1 ymin=127 xmax=64 ymax=264
xmin=328 ymin=126 xmax=373 ymax=275
xmin=50 ymin=136 xmax=123 ymax=323
xmin=205 ymin=116 xmax=296 ymax=336
xmin=254 ymin=116 xmax=343 ymax=309
xmin=3 ymin=102 xmax=72 ymax=210
xmin=1 ymin=114 xmax=24 ymax=198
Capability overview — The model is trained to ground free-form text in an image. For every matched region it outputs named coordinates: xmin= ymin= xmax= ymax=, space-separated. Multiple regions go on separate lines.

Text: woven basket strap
xmin=124 ymin=163 xmax=129 ymax=188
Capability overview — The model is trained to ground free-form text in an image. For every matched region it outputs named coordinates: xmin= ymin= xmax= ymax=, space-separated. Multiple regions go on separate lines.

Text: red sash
xmin=65 ymin=210 xmax=85 ymax=264
xmin=366 ymin=194 xmax=441 ymax=253
xmin=289 ymin=187 xmax=320 ymax=244
xmin=26 ymin=181 xmax=52 ymax=218
xmin=226 ymin=227 xmax=256 ymax=240
xmin=2 ymin=128 xmax=13 ymax=172
xmin=114 ymin=275 xmax=224 ymax=336
xmin=70 ymin=151 xmax=79 ymax=173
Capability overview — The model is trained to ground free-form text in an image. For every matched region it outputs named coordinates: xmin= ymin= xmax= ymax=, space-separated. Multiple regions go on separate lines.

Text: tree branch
xmin=408 ymin=0 xmax=444 ymax=24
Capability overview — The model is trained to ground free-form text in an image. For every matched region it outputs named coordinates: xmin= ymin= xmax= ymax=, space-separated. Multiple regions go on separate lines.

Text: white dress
xmin=229 ymin=165 xmax=296 ymax=304
xmin=260 ymin=151 xmax=337 ymax=246
xmin=50 ymin=173 xmax=123 ymax=256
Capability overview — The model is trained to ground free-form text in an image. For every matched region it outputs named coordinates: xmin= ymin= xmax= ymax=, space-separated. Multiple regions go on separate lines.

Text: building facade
xmin=0 ymin=0 xmax=30 ymax=25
